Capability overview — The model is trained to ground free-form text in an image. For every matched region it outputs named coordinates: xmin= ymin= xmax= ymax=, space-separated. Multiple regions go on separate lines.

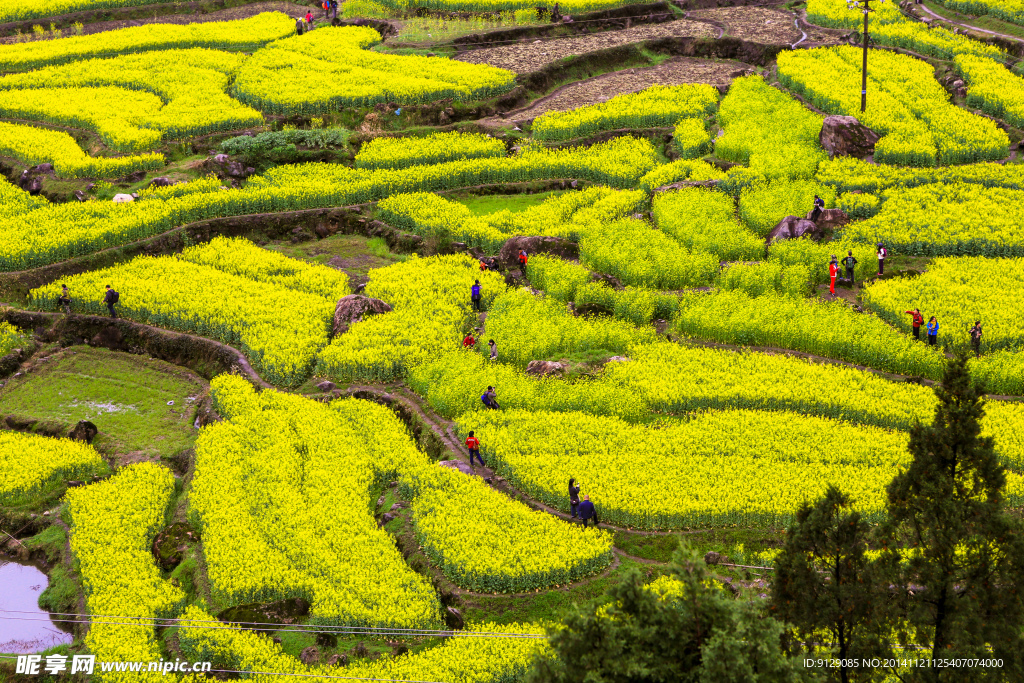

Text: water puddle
xmin=0 ymin=559 xmax=74 ymax=654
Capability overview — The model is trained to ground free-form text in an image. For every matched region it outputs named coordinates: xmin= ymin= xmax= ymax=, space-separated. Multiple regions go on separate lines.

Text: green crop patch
xmin=0 ymin=346 xmax=205 ymax=461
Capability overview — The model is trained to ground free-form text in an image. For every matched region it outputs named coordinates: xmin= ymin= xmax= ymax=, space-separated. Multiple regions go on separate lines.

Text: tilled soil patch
xmin=497 ymin=57 xmax=752 ymax=123
xmin=687 ymin=6 xmax=801 ymax=44
xmin=456 ymin=19 xmax=718 ymax=74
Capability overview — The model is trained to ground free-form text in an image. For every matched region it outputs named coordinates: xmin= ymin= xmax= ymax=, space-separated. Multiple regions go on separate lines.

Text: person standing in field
xmin=969 ymin=321 xmax=983 ymax=357
xmin=465 ymin=430 xmax=484 ymax=466
xmin=842 ymin=250 xmax=858 ymax=284
xmin=57 ymin=284 xmax=72 ymax=315
xmin=578 ymin=495 xmax=596 ymax=528
xmin=481 ymin=386 xmax=499 ymax=410
xmin=568 ymin=478 xmax=581 ymax=519
xmin=828 ymin=255 xmax=839 ymax=296
xmin=471 ymin=280 xmax=482 ymax=311
xmin=905 ymin=308 xmax=924 ymax=340
xmin=488 ymin=339 xmax=497 ymax=361
xmin=876 ymin=243 xmax=887 ymax=275
xmin=103 ymin=285 xmax=119 ymax=318
xmin=926 ymin=316 xmax=939 ymax=346
xmin=518 ymin=250 xmax=528 ymax=271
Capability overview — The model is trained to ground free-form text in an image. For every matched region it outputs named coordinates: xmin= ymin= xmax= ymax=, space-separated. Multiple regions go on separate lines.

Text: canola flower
xmin=862 ymin=255 xmax=1024 ymax=353
xmin=839 ymin=182 xmax=1024 ymax=256
xmin=652 ymin=187 xmax=763 ymax=262
xmin=531 ymin=83 xmax=718 ymax=142
xmin=941 ymin=0 xmax=1024 ymax=27
xmin=715 ymin=75 xmax=825 ymax=180
xmin=778 ymin=47 xmax=1009 ymax=166
xmin=0 ymin=431 xmax=106 ymax=504
xmin=0 ymin=12 xmax=295 ymax=71
xmin=30 ymin=255 xmax=334 ymax=386
xmin=179 ymin=236 xmax=350 ymax=300
xmin=234 ymin=27 xmax=516 ymax=113
xmin=637 ymin=158 xmax=725 ymax=193
xmin=0 ymin=121 xmax=164 ymax=179
xmin=674 ymin=290 xmax=947 ymax=379
xmin=739 ymin=178 xmax=835 ymax=237
xmin=715 ymin=263 xmax=812 ymax=298
xmin=316 ymin=254 xmax=505 ymax=382
xmin=483 ymin=288 xmax=657 ymax=367
xmin=970 ymin=350 xmax=1024 ymax=396
xmin=0 ymin=175 xmax=46 ymax=219
xmin=0 ymin=48 xmax=263 ymax=151
xmin=816 ymin=156 xmax=1024 ymax=194
xmin=459 ymin=408 xmax=931 ymax=527
xmin=579 ymin=218 xmax=720 ymax=290
xmin=0 ymin=320 xmax=27 ymax=357
xmin=768 ymin=236 xmax=877 ymax=285
xmin=672 ymin=116 xmax=713 ymax=158
xmin=66 ymin=462 xmax=184 ymax=683
xmin=0 ymin=136 xmax=658 ymax=272
xmin=954 ymin=53 xmax=1024 ymax=128
xmin=179 ymin=603 xmax=549 ymax=683
xmin=355 ymin=131 xmax=506 ymax=170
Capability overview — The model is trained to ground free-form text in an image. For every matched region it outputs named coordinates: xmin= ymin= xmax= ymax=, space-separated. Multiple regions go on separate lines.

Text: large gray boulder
xmin=332 ymin=295 xmax=392 ymax=336
xmin=766 ymin=215 xmax=824 ymax=244
xmin=525 ymin=360 xmax=567 ymax=377
xmin=819 ymin=115 xmax=881 ymax=158
xmin=805 ymin=208 xmax=850 ymax=231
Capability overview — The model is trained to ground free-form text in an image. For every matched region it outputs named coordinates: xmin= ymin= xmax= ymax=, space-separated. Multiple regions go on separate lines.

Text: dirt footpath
xmin=455 ymin=19 xmax=718 ymax=74
xmin=687 ymin=6 xmax=801 ymax=44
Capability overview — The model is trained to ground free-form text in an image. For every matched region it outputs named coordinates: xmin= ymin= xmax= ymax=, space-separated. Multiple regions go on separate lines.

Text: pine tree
xmin=880 ymin=354 xmax=1024 ymax=682
xmin=771 ymin=485 xmax=888 ymax=683
xmin=526 ymin=547 xmax=809 ymax=683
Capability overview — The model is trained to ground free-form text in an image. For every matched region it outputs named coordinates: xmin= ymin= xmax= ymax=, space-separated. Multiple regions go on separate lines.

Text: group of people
xmin=904 ymin=311 xmax=984 ymax=355
xmin=55 ymin=284 xmax=120 ymax=318
xmin=463 ymin=329 xmax=498 ymax=360
xmin=826 ymin=244 xmax=888 ymax=296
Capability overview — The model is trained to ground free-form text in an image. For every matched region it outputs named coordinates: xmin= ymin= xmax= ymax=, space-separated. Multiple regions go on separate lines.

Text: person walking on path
xmin=842 ymin=250 xmax=858 ymax=284
xmin=103 ymin=285 xmax=119 ymax=318
xmin=488 ymin=339 xmax=497 ymax=361
xmin=471 ymin=280 xmax=482 ymax=311
xmin=568 ymin=478 xmax=581 ymax=519
xmin=811 ymin=194 xmax=825 ymax=222
xmin=57 ymin=284 xmax=72 ymax=315
xmin=828 ymin=255 xmax=839 ymax=296
xmin=969 ymin=321 xmax=983 ymax=357
xmin=481 ymin=386 xmax=499 ymax=410
xmin=905 ymin=309 xmax=924 ymax=340
xmin=926 ymin=316 xmax=939 ymax=346
xmin=876 ymin=243 xmax=887 ymax=275
xmin=465 ymin=431 xmax=484 ymax=466
xmin=578 ymin=495 xmax=596 ymax=528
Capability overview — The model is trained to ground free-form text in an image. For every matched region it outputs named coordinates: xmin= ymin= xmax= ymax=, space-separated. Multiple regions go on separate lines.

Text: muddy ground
xmin=493 ymin=57 xmax=752 ymax=124
xmin=456 ymin=18 xmax=718 ymax=73
xmin=688 ymin=6 xmax=801 ymax=44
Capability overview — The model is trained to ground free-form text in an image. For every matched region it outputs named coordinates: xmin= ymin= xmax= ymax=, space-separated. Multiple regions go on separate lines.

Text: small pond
xmin=0 ymin=558 xmax=74 ymax=654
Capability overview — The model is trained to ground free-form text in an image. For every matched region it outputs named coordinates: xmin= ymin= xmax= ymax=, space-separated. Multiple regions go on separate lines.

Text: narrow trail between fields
xmin=917 ymin=2 xmax=1024 ymax=44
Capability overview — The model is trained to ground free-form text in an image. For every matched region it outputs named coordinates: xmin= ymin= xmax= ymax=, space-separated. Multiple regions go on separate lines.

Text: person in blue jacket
xmin=578 ymin=495 xmax=596 ymax=528
xmin=927 ymin=316 xmax=939 ymax=346
xmin=471 ymin=280 xmax=482 ymax=311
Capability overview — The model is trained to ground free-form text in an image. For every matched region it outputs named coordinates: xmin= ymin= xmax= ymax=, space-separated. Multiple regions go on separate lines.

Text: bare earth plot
xmin=504 ymin=57 xmax=752 ymax=122
xmin=455 ymin=19 xmax=718 ymax=74
xmin=687 ymin=7 xmax=802 ymax=44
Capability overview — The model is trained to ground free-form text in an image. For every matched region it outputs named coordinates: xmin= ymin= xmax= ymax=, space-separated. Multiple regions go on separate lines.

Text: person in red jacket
xmin=465 ymin=431 xmax=484 ymax=466
xmin=828 ymin=255 xmax=839 ymax=296
xmin=462 ymin=331 xmax=477 ymax=348
xmin=518 ymin=250 xmax=528 ymax=270
xmin=905 ymin=308 xmax=924 ymax=340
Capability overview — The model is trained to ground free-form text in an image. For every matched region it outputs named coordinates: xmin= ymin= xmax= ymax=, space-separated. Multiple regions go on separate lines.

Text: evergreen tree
xmin=880 ymin=354 xmax=1024 ymax=681
xmin=771 ymin=485 xmax=888 ymax=683
xmin=526 ymin=547 xmax=808 ymax=683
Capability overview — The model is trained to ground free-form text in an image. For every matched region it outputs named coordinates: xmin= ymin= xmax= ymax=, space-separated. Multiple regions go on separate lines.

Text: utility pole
xmin=847 ymin=0 xmax=883 ymax=113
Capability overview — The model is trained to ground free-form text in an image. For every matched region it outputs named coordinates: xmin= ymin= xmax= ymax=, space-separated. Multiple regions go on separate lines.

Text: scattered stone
xmin=389 ymin=502 xmax=406 ymax=512
xmin=316 ymin=632 xmax=338 ymax=649
xmin=444 ymin=607 xmax=465 ymax=630
xmin=326 ymin=654 xmax=348 ymax=666
xmin=68 ymin=420 xmax=98 ymax=444
xmin=151 ymin=522 xmax=197 ymax=571
xmin=299 ymin=647 xmax=320 ymax=666
xmin=317 ymin=380 xmax=336 ymax=393
xmin=376 ymin=494 xmax=386 ymax=509
xmin=606 ymin=356 xmax=630 ymax=363
xmin=574 ymin=302 xmax=613 ymax=318
xmin=765 ymin=215 xmax=824 ymax=244
xmin=333 ymin=295 xmax=393 ymax=336
xmin=73 ymin=190 xmax=88 ymax=202
xmin=525 ymin=360 xmax=567 ymax=376
xmin=818 ymin=115 xmax=881 ymax=158
xmin=704 ymin=551 xmax=726 ymax=565
xmin=438 ymin=460 xmax=474 ymax=475
xmin=112 ymin=193 xmax=134 ymax=203
xmin=66 ymin=480 xmax=84 ymax=488
xmin=148 ymin=177 xmax=175 ymax=188
xmin=378 ymin=512 xmax=397 ymax=527
xmin=589 ymin=272 xmax=623 ymax=290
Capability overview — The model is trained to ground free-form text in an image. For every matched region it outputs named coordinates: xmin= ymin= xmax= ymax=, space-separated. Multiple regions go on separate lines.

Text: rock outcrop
xmin=525 ymin=360 xmax=567 ymax=376
xmin=332 ymin=295 xmax=392 ymax=336
xmin=819 ymin=115 xmax=881 ymax=158
xmin=766 ymin=215 xmax=823 ymax=244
